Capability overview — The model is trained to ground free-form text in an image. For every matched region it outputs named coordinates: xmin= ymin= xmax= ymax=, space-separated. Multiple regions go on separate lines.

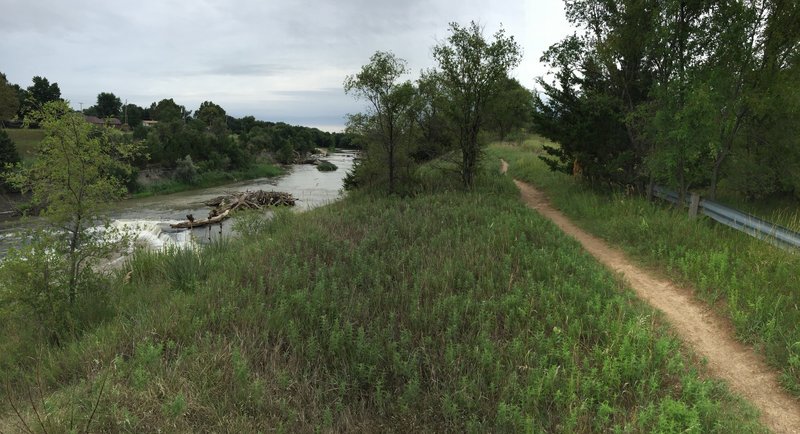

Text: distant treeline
xmin=0 ymin=73 xmax=357 ymax=180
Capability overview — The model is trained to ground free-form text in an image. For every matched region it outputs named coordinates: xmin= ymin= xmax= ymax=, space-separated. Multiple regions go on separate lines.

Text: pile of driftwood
xmin=170 ymin=190 xmax=295 ymax=229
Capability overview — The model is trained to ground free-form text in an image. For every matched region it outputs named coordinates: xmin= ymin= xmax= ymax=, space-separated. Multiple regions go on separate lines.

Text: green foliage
xmin=0 ymin=101 xmax=142 ymax=339
xmin=20 ymin=76 xmax=61 ymax=118
xmin=0 ymin=72 xmax=20 ymax=123
xmin=144 ymin=118 xmax=242 ymax=170
xmin=195 ymin=101 xmax=227 ymax=129
xmin=150 ymin=98 xmax=187 ymax=122
xmin=316 ymin=160 xmax=337 ymax=172
xmin=275 ymin=140 xmax=294 ymax=164
xmin=0 ymin=230 xmax=115 ymax=343
xmin=94 ymin=91 xmax=122 ymax=118
xmin=433 ymin=21 xmax=521 ymax=188
xmin=412 ymin=70 xmax=453 ymax=161
xmin=535 ymin=34 xmax=641 ymax=186
xmin=0 ymin=129 xmax=21 ymax=190
xmin=174 ymin=154 xmax=199 ymax=184
xmin=484 ymin=76 xmax=534 ymax=140
xmin=536 ymin=0 xmax=800 ymax=199
xmin=122 ymin=103 xmax=146 ymax=128
xmin=345 ymin=51 xmax=416 ymax=194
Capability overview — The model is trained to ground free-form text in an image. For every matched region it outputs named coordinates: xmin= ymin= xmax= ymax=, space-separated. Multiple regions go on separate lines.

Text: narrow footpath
xmin=504 ymin=161 xmax=800 ymax=434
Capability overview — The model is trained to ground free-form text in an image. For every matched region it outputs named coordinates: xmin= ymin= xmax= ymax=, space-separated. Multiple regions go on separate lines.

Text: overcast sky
xmin=1 ymin=0 xmax=575 ymax=131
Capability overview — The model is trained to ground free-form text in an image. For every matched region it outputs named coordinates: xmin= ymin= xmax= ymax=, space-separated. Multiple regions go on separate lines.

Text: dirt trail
xmin=506 ymin=163 xmax=800 ymax=433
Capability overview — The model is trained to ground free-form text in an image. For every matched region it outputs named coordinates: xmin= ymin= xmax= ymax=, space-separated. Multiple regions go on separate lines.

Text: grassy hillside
xmin=0 ymin=162 xmax=765 ymax=432
xmin=491 ymin=138 xmax=800 ymax=397
xmin=3 ymin=128 xmax=44 ymax=161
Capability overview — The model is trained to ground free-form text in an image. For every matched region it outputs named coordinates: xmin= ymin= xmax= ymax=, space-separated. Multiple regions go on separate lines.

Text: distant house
xmin=84 ymin=115 xmax=123 ymax=129
xmin=141 ymin=120 xmax=159 ymax=128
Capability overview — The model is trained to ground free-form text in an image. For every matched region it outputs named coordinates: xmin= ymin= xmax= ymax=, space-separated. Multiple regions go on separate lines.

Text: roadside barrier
xmin=652 ymin=185 xmax=800 ymax=251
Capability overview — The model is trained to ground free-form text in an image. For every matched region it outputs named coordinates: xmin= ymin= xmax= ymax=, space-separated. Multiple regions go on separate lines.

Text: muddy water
xmin=0 ymin=151 xmax=356 ymax=254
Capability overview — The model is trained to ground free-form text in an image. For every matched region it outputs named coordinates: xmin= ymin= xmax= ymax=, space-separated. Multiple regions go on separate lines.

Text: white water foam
xmin=107 ymin=219 xmax=196 ymax=251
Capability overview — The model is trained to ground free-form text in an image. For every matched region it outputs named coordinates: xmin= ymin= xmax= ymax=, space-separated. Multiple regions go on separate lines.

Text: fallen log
xmin=170 ymin=208 xmax=232 ymax=229
xmin=171 ymin=190 xmax=295 ymax=229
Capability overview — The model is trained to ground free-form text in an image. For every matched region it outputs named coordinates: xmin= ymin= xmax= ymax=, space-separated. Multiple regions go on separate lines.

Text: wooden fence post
xmin=689 ymin=193 xmax=700 ymax=219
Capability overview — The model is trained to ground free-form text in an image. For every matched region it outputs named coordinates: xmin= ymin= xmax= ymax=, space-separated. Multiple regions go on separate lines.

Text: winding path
xmin=504 ymin=160 xmax=800 ymax=433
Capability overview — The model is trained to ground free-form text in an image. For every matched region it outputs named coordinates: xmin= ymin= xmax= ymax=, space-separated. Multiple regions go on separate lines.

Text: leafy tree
xmin=344 ymin=51 xmax=416 ymax=194
xmin=0 ymin=73 xmax=20 ymax=125
xmin=484 ymin=76 xmax=534 ymax=140
xmin=534 ymin=41 xmax=634 ymax=186
xmin=95 ymin=92 xmax=122 ymax=118
xmin=82 ymin=105 xmax=99 ymax=116
xmin=174 ymin=154 xmax=199 ymax=184
xmin=0 ymin=129 xmax=20 ymax=190
xmin=537 ymin=0 xmax=659 ymax=188
xmin=0 ymin=101 xmax=138 ymax=340
xmin=412 ymin=70 xmax=452 ymax=161
xmin=24 ymin=76 xmax=61 ymax=115
xmin=150 ymin=98 xmax=188 ymax=122
xmin=536 ymin=0 xmax=800 ymax=201
xmin=122 ymin=103 xmax=145 ymax=128
xmin=432 ymin=21 xmax=521 ymax=188
xmin=196 ymin=101 xmax=226 ymax=128
xmin=237 ymin=115 xmax=256 ymax=135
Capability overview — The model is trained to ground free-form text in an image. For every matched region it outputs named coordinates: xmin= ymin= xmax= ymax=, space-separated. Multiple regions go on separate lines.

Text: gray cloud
xmin=0 ymin=0 xmax=574 ymax=131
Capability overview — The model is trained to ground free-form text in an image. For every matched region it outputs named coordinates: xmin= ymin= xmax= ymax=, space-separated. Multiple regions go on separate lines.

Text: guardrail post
xmin=689 ymin=193 xmax=700 ymax=219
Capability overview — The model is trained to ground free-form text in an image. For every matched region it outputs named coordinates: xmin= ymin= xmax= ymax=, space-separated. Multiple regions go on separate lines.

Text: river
xmin=0 ymin=151 xmax=357 ymax=255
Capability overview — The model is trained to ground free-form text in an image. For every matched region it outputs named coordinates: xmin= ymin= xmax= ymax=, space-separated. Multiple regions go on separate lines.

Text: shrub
xmin=174 ymin=155 xmax=199 ymax=184
xmin=316 ymin=160 xmax=337 ymax=172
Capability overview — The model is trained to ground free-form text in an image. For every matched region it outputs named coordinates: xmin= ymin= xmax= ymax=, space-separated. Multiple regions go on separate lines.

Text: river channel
xmin=0 ymin=151 xmax=356 ymax=255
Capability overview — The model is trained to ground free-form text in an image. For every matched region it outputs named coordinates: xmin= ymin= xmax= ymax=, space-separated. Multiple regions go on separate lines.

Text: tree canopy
xmin=3 ymin=100 xmax=142 ymax=317
xmin=433 ymin=21 xmax=522 ymax=188
xmin=150 ymin=98 xmax=188 ymax=122
xmin=0 ymin=72 xmax=20 ymax=124
xmin=196 ymin=101 xmax=226 ymax=127
xmin=94 ymin=92 xmax=122 ymax=118
xmin=536 ymin=0 xmax=800 ymax=199
xmin=345 ymin=51 xmax=416 ymax=193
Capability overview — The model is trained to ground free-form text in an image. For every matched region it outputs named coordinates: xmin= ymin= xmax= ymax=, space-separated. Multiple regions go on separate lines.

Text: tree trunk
xmin=709 ymin=153 xmax=725 ymax=200
xmin=388 ymin=143 xmax=395 ymax=194
xmin=677 ymin=156 xmax=686 ymax=207
xmin=67 ymin=217 xmax=82 ymax=305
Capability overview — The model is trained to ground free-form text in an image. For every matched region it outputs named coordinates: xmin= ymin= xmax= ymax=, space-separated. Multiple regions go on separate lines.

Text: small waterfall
xmin=109 ymin=219 xmax=197 ymax=250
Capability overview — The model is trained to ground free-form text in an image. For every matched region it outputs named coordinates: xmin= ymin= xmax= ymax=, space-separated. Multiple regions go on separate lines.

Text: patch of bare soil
xmin=509 ymin=168 xmax=800 ymax=433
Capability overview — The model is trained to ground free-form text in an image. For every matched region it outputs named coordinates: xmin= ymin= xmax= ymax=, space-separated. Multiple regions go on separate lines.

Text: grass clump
xmin=316 ymin=160 xmax=338 ymax=172
xmin=491 ymin=138 xmax=800 ymax=396
xmin=0 ymin=161 xmax=766 ymax=432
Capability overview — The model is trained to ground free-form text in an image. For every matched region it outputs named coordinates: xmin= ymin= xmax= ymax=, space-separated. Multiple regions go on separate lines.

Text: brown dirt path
xmin=506 ymin=163 xmax=800 ymax=433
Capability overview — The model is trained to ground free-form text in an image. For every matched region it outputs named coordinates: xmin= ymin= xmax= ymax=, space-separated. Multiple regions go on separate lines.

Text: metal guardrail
xmin=652 ymin=185 xmax=800 ymax=250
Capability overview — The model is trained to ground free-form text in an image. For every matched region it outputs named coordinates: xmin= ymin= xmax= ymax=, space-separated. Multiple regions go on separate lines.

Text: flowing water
xmin=0 ymin=151 xmax=356 ymax=255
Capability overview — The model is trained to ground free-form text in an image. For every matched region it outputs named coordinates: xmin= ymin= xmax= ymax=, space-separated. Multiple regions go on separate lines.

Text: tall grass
xmin=491 ymin=139 xmax=800 ymax=396
xmin=0 ymin=161 xmax=766 ymax=432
